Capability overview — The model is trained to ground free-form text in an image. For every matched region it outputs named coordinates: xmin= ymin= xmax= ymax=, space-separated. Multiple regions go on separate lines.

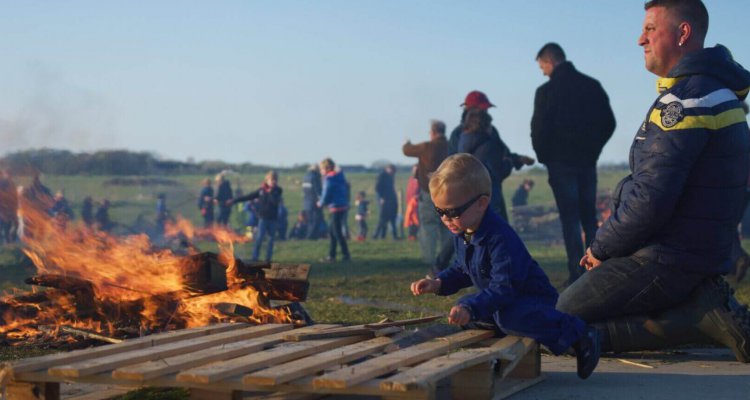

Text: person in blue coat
xmin=318 ymin=158 xmax=351 ymax=262
xmin=411 ymin=154 xmax=600 ymax=379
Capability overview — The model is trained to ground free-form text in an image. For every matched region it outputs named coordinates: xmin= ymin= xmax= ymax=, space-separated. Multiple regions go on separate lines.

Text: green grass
xmin=2 ymin=169 xmax=750 ymax=399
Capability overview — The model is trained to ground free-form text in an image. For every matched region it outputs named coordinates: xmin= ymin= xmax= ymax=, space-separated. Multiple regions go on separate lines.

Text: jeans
xmin=329 ymin=210 xmax=350 ymax=260
xmin=417 ymin=190 xmax=453 ymax=267
xmin=217 ymin=206 xmax=232 ymax=226
xmin=252 ymin=218 xmax=277 ymax=262
xmin=305 ymin=208 xmax=323 ymax=239
xmin=556 ymin=255 xmax=705 ymax=322
xmin=546 ymin=162 xmax=599 ymax=283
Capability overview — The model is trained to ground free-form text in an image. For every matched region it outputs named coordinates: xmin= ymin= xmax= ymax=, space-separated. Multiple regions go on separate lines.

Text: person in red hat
xmin=448 ymin=90 xmax=535 ymax=221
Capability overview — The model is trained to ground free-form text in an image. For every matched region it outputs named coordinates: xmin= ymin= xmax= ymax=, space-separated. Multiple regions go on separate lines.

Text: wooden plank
xmin=4 ymin=323 xmax=245 ymax=375
xmin=189 ymin=388 xmax=241 ymax=400
xmin=113 ymin=325 xmax=338 ymax=381
xmin=362 ymin=315 xmax=443 ymax=329
xmin=65 ymin=387 xmax=131 ymax=400
xmin=451 ymin=362 xmax=494 ymax=399
xmin=380 ymin=346 xmax=517 ymax=391
xmin=243 ymin=335 xmax=399 ymax=386
xmin=264 ymin=264 xmax=310 ymax=281
xmin=48 ymin=324 xmax=292 ymax=378
xmin=283 ymin=325 xmax=402 ymax=341
xmin=312 ymin=329 xmax=495 ymax=389
xmin=177 ymin=333 xmax=363 ymax=384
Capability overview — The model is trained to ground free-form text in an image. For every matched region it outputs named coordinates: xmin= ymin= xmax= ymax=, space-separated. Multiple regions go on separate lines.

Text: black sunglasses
xmin=434 ymin=194 xmax=486 ymax=219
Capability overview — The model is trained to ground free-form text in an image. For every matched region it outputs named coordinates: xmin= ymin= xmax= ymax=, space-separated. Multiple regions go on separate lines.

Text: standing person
xmin=411 ymin=154 xmax=600 ymax=379
xmin=531 ymin=42 xmax=616 ymax=285
xmin=277 ymin=198 xmax=289 ymax=241
xmin=372 ymin=164 xmax=399 ymax=239
xmin=302 ymin=164 xmax=323 ymax=239
xmin=557 ymin=0 xmax=750 ymax=362
xmin=94 ymin=199 xmax=112 ymax=233
xmin=155 ymin=194 xmax=169 ymax=239
xmin=229 ymin=170 xmax=283 ymax=262
xmin=511 ymin=179 xmax=535 ymax=208
xmin=0 ymin=170 xmax=18 ymax=243
xmin=80 ymin=196 xmax=94 ymax=228
xmin=404 ymin=166 xmax=420 ymax=241
xmin=215 ymin=173 xmax=233 ymax=227
xmin=403 ymin=120 xmax=452 ymax=273
xmin=355 ymin=191 xmax=369 ymax=241
xmin=49 ymin=190 xmax=74 ymax=229
xmin=448 ymin=91 xmax=535 ymax=220
xmin=198 ymin=178 xmax=215 ymax=228
xmin=318 ymin=158 xmax=351 ymax=262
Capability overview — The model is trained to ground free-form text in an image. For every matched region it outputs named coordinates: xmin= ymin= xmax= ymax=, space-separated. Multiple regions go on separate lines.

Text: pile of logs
xmin=0 ymin=253 xmax=312 ymax=346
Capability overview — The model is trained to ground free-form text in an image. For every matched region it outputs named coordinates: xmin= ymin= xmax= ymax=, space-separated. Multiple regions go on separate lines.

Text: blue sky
xmin=0 ymin=1 xmax=748 ymax=167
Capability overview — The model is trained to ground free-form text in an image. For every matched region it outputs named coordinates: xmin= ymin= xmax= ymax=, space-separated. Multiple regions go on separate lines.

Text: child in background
xmin=289 ymin=211 xmax=309 ymax=239
xmin=410 ymin=153 xmax=600 ymax=379
xmin=355 ymin=191 xmax=369 ymax=241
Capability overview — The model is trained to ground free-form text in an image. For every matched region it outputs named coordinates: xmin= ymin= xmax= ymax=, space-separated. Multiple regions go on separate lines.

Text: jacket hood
xmin=668 ymin=45 xmax=750 ymax=100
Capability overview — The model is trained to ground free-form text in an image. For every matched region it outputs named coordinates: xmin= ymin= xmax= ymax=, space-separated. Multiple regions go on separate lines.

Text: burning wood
xmin=0 ymin=199 xmax=311 ymax=346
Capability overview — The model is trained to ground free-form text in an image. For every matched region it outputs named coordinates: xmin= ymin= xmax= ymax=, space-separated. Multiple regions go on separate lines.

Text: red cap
xmin=461 ymin=90 xmax=495 ymax=109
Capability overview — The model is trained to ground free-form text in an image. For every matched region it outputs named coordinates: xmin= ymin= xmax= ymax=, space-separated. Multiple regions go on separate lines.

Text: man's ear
xmin=478 ymin=194 xmax=491 ymax=211
xmin=678 ymin=21 xmax=692 ymax=46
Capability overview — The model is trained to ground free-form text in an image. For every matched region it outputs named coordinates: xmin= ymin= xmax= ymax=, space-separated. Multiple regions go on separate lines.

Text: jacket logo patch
xmin=660 ymin=101 xmax=684 ymax=128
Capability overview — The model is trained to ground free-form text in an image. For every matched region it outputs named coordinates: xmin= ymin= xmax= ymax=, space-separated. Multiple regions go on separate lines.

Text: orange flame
xmin=1 ymin=191 xmax=291 ymax=342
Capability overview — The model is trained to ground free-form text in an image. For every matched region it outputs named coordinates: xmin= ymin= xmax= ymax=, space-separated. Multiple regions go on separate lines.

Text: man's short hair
xmin=430 ymin=119 xmax=446 ymax=136
xmin=429 ymin=153 xmax=491 ymax=199
xmin=536 ymin=42 xmax=566 ymax=63
xmin=645 ymin=0 xmax=708 ymax=41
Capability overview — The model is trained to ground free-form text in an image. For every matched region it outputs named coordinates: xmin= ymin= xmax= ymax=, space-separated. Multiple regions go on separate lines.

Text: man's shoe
xmin=573 ymin=326 xmax=600 ymax=380
xmin=694 ymin=276 xmax=750 ymax=362
xmin=319 ymin=256 xmax=335 ymax=263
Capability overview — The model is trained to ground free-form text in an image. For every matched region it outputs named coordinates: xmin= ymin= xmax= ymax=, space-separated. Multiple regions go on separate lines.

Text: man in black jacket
xmin=531 ymin=43 xmax=616 ymax=285
xmin=557 ymin=0 xmax=750 ymax=362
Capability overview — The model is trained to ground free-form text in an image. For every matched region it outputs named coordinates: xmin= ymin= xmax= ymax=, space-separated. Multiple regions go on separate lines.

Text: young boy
xmin=355 ymin=191 xmax=369 ymax=241
xmin=411 ymin=154 xmax=600 ymax=379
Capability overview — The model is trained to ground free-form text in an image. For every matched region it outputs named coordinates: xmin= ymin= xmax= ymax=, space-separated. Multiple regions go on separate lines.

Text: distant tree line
xmin=0 ymin=149 xmax=421 ymax=176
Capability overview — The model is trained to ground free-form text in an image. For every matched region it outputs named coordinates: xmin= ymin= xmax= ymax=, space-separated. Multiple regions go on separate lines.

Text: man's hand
xmin=579 ymin=247 xmax=602 ymax=271
xmin=448 ymin=305 xmax=471 ymax=326
xmin=518 ymin=155 xmax=536 ymax=166
xmin=410 ymin=278 xmax=440 ymax=295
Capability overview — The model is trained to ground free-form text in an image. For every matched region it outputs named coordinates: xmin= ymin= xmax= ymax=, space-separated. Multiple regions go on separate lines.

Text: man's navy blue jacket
xmin=592 ymin=45 xmax=750 ymax=275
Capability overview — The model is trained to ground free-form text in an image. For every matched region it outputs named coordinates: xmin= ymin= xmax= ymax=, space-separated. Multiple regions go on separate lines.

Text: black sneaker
xmin=573 ymin=326 xmax=600 ymax=379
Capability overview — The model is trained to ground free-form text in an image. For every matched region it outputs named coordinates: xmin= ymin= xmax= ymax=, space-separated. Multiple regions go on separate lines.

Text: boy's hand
xmin=448 ymin=305 xmax=471 ymax=326
xmin=410 ymin=278 xmax=440 ymax=295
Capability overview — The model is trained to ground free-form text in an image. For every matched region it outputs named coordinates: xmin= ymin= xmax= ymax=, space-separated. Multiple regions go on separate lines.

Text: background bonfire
xmin=0 ymin=197 xmax=308 ymax=348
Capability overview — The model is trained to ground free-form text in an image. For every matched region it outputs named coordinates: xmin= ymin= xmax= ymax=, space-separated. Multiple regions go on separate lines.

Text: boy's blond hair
xmin=265 ymin=170 xmax=278 ymax=180
xmin=429 ymin=153 xmax=491 ymax=199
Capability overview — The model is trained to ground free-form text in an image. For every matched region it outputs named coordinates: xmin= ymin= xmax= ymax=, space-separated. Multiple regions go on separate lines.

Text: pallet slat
xmin=111 ymin=325 xmax=337 ymax=381
xmin=48 ymin=324 xmax=291 ymax=378
xmin=3 ymin=323 xmax=245 ymax=375
xmin=312 ymin=329 xmax=495 ymax=389
xmin=380 ymin=337 xmax=523 ymax=391
xmin=243 ymin=335 xmax=400 ymax=386
xmin=177 ymin=333 xmax=365 ymax=384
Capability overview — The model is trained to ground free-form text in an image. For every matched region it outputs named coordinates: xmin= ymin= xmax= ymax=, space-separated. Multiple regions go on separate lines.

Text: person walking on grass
xmin=229 ymin=170 xmax=283 ymax=262
xmin=318 ymin=158 xmax=351 ymax=262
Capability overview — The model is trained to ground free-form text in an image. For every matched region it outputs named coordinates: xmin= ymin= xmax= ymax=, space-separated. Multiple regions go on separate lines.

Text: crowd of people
xmin=1 ymin=0 xmax=748 ymax=379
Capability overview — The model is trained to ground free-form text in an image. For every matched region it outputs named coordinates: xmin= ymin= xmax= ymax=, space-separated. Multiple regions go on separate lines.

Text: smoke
xmin=0 ymin=61 xmax=118 ymax=155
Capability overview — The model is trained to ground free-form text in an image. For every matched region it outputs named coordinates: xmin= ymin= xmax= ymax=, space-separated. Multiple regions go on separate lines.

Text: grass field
xmin=2 ymin=168 xmax=749 ymax=398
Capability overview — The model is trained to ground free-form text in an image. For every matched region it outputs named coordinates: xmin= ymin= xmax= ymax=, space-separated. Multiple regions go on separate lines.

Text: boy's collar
xmin=461 ymin=208 xmax=493 ymax=245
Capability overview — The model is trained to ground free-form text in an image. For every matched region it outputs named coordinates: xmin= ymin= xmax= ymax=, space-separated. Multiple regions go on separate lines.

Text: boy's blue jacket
xmin=436 ymin=208 xmax=558 ymax=323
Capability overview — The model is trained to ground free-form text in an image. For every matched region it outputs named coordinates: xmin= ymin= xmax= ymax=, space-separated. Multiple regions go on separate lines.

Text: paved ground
xmin=511 ymin=348 xmax=750 ymax=400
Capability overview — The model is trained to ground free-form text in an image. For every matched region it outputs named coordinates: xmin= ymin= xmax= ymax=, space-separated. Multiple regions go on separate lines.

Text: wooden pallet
xmin=1 ymin=323 xmax=543 ymax=400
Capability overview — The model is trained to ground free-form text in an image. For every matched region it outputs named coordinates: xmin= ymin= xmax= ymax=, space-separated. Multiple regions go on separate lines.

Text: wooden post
xmin=450 ymin=361 xmax=495 ymax=400
xmin=504 ymin=343 xmax=540 ymax=379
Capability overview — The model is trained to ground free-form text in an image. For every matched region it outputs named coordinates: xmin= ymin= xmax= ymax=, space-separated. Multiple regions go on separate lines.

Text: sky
xmin=0 ymin=0 xmax=748 ymax=168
